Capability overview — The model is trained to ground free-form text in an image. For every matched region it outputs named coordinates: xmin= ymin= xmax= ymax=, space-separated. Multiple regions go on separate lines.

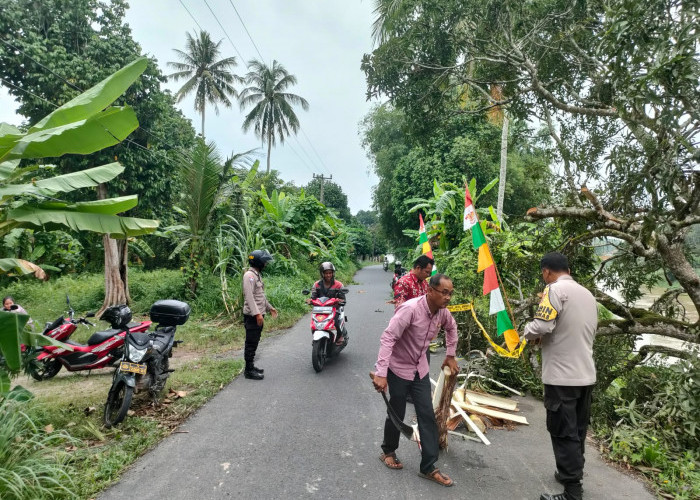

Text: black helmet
xmin=394 ymin=260 xmax=402 ymax=268
xmin=248 ymin=249 xmax=273 ymax=270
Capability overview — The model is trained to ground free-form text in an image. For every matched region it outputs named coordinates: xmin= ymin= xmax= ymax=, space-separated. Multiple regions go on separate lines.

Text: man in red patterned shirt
xmin=393 ymin=255 xmax=434 ymax=309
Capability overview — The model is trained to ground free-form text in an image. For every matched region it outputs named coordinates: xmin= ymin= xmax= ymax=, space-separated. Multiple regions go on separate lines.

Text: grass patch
xmin=6 ymin=262 xmax=358 ymax=499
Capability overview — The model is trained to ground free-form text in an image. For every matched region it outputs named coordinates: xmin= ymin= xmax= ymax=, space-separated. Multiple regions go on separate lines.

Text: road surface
xmin=100 ymin=265 xmax=653 ymax=499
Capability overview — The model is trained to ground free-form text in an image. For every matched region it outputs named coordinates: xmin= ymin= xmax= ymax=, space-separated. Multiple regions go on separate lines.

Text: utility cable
xmin=178 ymin=0 xmax=204 ymax=33
xmin=202 ymin=0 xmax=246 ymax=63
xmin=227 ymin=0 xmax=265 ymax=61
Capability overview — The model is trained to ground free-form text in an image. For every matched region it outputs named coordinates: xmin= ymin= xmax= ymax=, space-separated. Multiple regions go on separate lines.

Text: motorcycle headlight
xmin=126 ymin=342 xmax=148 ymax=363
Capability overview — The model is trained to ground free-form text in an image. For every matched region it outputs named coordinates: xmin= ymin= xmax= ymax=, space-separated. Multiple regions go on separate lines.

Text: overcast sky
xmin=0 ymin=0 xmax=380 ymax=213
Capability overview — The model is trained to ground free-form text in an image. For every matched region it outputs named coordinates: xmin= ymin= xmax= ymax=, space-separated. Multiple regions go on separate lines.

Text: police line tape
xmin=446 ymin=303 xmax=527 ymax=359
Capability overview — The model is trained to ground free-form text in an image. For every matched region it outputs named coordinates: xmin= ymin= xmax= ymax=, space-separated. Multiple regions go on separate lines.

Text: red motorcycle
xmin=28 ymin=302 xmax=151 ymax=381
xmin=302 ymin=287 xmax=349 ymax=372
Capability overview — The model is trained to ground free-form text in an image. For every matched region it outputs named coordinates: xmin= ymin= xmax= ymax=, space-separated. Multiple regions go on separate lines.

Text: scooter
xmin=391 ymin=263 xmax=406 ymax=291
xmin=302 ymin=287 xmax=349 ymax=372
xmin=383 ymin=260 xmax=389 ymax=272
xmin=104 ymin=300 xmax=190 ymax=427
xmin=28 ymin=303 xmax=151 ymax=381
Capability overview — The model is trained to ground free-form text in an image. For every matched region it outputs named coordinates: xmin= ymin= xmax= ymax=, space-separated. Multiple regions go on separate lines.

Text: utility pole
xmin=312 ymin=173 xmax=332 ymax=204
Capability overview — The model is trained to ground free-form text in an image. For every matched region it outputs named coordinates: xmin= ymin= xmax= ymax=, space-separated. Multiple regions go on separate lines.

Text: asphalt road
xmin=100 ymin=265 xmax=654 ymax=500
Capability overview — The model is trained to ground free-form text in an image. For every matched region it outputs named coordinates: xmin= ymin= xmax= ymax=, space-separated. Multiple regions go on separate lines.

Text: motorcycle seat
xmin=87 ymin=328 xmax=122 ymax=346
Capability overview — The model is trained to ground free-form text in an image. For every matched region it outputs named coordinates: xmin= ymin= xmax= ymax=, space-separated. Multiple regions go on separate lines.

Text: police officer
xmin=523 ymin=252 xmax=598 ymax=500
xmin=242 ymin=250 xmax=278 ymax=380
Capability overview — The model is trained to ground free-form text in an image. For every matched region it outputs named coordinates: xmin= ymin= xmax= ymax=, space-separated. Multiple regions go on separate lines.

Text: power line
xmin=227 ymin=0 xmax=264 ymax=61
xmin=299 ymin=127 xmax=332 ymax=175
xmin=202 ymin=0 xmax=246 ymax=63
xmin=178 ymin=0 xmax=204 ymax=33
xmin=284 ymin=140 xmax=316 ymax=176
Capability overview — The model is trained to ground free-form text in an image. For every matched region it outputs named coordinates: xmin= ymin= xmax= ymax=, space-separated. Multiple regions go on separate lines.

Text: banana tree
xmin=0 ymin=57 xmax=158 ymax=381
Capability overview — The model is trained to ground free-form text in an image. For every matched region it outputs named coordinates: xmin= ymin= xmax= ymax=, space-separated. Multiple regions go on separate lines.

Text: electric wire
xmin=227 ymin=0 xmax=265 ymax=61
xmin=202 ymin=0 xmax=246 ymax=63
xmin=178 ymin=0 xmax=204 ymax=33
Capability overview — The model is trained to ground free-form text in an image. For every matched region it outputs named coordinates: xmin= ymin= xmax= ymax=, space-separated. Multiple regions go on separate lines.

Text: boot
xmin=252 ymin=365 xmax=264 ymax=374
xmin=539 ymin=494 xmax=568 ymax=500
xmin=244 ymin=363 xmax=264 ymax=380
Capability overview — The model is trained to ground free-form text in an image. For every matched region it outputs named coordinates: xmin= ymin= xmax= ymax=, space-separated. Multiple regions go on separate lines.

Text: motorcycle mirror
xmin=66 ymin=294 xmax=70 ymax=306
xmin=86 ymin=312 xmax=96 ymax=318
xmin=302 ymin=289 xmax=310 ymax=295
xmin=340 ymin=288 xmax=350 ymax=294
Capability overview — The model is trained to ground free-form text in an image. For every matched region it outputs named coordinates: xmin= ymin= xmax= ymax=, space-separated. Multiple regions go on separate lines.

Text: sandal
xmin=379 ymin=452 xmax=403 ymax=470
xmin=419 ymin=468 xmax=453 ymax=487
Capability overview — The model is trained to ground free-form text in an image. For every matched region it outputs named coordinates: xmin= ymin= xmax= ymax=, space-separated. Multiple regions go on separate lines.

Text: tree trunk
xmin=496 ymin=112 xmax=509 ymax=221
xmin=201 ymin=106 xmax=205 ymax=140
xmin=266 ymin=129 xmax=272 ymax=174
xmin=97 ymin=183 xmax=131 ymax=316
xmin=656 ymin=232 xmax=700 ymax=316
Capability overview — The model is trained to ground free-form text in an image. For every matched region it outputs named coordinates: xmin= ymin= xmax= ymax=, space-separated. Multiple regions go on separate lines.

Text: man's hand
xmin=255 ymin=314 xmax=264 ymax=327
xmin=270 ymin=307 xmax=278 ymax=319
xmin=370 ymin=372 xmax=387 ymax=393
xmin=441 ymin=355 xmax=459 ymax=376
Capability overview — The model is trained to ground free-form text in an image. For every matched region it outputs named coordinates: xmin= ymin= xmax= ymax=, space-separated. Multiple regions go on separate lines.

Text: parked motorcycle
xmin=390 ymin=261 xmax=406 ymax=291
xmin=302 ymin=287 xmax=349 ymax=372
xmin=103 ymin=299 xmax=190 ymax=427
xmin=28 ymin=302 xmax=151 ymax=381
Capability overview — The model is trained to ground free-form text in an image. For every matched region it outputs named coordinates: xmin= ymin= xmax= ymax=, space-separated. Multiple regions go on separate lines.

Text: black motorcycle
xmin=103 ymin=300 xmax=190 ymax=427
xmin=391 ymin=262 xmax=406 ymax=290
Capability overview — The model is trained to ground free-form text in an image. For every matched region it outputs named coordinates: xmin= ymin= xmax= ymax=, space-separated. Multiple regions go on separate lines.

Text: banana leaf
xmin=5 ymin=205 xmax=158 ymax=238
xmin=0 ymin=311 xmax=29 ymax=372
xmin=3 ymin=105 xmax=139 ymax=162
xmin=0 ymin=162 xmax=125 ymax=198
xmin=28 ymin=57 xmax=148 ymax=133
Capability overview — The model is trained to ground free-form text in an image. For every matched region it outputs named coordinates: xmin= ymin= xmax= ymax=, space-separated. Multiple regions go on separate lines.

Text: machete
xmin=369 ymin=372 xmax=420 ymax=443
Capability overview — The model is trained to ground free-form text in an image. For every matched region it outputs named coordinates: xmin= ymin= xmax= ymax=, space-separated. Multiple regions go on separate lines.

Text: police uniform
xmin=242 ymin=267 xmax=273 ymax=370
xmin=524 ymin=275 xmax=597 ymax=500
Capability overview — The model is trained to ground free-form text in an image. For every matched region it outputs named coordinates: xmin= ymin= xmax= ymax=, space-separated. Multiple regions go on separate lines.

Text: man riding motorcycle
xmin=309 ymin=262 xmax=346 ymax=345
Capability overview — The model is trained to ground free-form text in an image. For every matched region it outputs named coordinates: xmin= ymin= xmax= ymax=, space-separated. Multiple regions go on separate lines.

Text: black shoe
xmin=539 ymin=493 xmax=568 ymax=500
xmin=252 ymin=365 xmax=264 ymax=374
xmin=244 ymin=369 xmax=264 ymax=380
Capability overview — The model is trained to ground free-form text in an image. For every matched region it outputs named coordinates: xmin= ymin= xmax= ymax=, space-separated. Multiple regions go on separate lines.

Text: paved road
xmin=100 ymin=265 xmax=653 ymax=500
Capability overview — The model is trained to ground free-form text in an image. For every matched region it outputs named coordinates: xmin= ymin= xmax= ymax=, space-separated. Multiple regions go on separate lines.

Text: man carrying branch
xmin=372 ymin=273 xmax=459 ymax=487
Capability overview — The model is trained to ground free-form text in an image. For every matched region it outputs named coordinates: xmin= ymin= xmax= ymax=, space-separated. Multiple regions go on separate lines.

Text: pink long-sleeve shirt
xmin=375 ymin=295 xmax=458 ymax=381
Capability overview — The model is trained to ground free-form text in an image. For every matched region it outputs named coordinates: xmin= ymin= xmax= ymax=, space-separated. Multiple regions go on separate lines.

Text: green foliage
xmin=304 ymin=178 xmax=352 ymax=222
xmin=0 ymin=398 xmax=76 ymax=499
xmin=167 ymin=30 xmax=240 ymax=136
xmin=239 ymin=59 xmax=309 ymax=173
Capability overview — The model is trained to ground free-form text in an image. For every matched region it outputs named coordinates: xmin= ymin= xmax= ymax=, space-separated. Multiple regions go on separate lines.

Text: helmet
xmin=394 ymin=260 xmax=402 ymax=268
xmin=319 ymin=261 xmax=336 ymax=279
xmin=100 ymin=304 xmax=132 ymax=329
xmin=248 ymin=249 xmax=274 ymax=270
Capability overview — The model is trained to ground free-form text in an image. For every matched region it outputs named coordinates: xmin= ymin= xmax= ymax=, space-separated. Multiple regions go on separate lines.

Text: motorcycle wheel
xmin=29 ymin=358 xmax=62 ymax=381
xmin=312 ymin=338 xmax=327 ymax=373
xmin=103 ymin=381 xmax=133 ymax=428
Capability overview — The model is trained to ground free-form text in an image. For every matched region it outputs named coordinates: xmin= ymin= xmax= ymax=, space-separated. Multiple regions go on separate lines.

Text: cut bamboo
xmin=464 ymin=390 xmax=518 ymax=411
xmin=451 ymin=401 xmax=491 ymax=445
xmin=455 ymin=402 xmax=529 ymax=425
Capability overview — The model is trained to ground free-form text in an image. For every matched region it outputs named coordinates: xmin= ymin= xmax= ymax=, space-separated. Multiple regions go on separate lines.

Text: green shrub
xmin=0 ymin=398 xmax=76 ymax=499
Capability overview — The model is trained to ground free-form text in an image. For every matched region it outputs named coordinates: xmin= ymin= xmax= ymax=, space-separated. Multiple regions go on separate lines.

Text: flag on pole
xmin=418 ymin=213 xmax=437 ymax=275
xmin=464 ymin=184 xmax=521 ymax=352
xmin=463 ymin=185 xmax=478 ymax=230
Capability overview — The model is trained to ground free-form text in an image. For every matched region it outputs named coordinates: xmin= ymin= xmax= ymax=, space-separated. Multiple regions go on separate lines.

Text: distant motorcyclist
xmin=309 ymin=262 xmax=346 ymax=344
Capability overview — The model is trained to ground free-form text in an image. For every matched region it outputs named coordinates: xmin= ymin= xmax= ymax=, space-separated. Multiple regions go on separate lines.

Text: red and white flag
xmin=463 ymin=184 xmax=478 ymax=230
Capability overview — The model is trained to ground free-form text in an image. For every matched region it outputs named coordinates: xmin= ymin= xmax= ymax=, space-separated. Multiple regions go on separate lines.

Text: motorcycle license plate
xmin=120 ymin=361 xmax=147 ymax=375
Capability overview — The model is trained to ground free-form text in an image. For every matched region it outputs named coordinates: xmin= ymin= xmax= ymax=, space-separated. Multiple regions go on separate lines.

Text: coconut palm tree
xmin=239 ymin=59 xmax=309 ymax=174
xmin=167 ymin=31 xmax=240 ymax=138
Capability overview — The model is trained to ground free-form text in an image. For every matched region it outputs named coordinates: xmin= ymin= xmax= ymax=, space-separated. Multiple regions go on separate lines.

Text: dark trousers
xmin=243 ymin=314 xmax=263 ymax=367
xmin=544 ymin=384 xmax=594 ymax=500
xmin=381 ymin=369 xmax=439 ymax=474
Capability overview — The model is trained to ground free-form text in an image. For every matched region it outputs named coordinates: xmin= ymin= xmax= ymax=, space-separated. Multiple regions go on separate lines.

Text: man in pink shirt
xmin=372 ymin=273 xmax=459 ymax=487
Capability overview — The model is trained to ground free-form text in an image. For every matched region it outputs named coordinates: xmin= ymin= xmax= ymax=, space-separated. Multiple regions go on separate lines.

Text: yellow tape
xmin=447 ymin=302 xmax=527 ymax=358
xmin=447 ymin=303 xmax=473 ymax=312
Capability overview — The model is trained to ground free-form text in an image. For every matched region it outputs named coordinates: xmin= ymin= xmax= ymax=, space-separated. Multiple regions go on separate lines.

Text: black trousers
xmin=243 ymin=314 xmax=263 ymax=366
xmin=381 ymin=369 xmax=439 ymax=474
xmin=544 ymin=384 xmax=594 ymax=500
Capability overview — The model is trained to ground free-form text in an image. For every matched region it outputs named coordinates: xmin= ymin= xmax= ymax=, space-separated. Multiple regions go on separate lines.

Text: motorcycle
xmin=103 ymin=299 xmax=190 ymax=427
xmin=302 ymin=287 xmax=349 ymax=372
xmin=391 ymin=263 xmax=406 ymax=291
xmin=383 ymin=260 xmax=389 ymax=272
xmin=28 ymin=301 xmax=151 ymax=381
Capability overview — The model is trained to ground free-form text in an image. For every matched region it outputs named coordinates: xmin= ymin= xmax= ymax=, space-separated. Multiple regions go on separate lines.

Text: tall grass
xmin=0 ymin=398 xmax=76 ymax=499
